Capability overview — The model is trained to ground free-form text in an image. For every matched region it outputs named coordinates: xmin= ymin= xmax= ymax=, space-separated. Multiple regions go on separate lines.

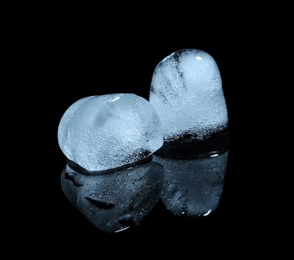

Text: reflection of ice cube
xmin=149 ymin=48 xmax=228 ymax=142
xmin=61 ymin=160 xmax=164 ymax=233
xmin=57 ymin=93 xmax=163 ymax=172
xmin=154 ymin=150 xmax=229 ymax=218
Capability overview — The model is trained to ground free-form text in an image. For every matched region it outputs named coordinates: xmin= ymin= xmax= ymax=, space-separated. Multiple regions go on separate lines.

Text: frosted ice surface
xmin=58 ymin=93 xmax=163 ymax=172
xmin=149 ymin=48 xmax=228 ymax=141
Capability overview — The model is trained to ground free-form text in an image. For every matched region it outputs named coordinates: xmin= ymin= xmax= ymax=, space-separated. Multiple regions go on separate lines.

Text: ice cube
xmin=149 ymin=48 xmax=228 ymax=142
xmin=58 ymin=93 xmax=163 ymax=172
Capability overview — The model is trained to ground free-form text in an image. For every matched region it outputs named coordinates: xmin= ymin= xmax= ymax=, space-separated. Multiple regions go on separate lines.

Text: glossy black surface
xmin=33 ymin=36 xmax=267 ymax=254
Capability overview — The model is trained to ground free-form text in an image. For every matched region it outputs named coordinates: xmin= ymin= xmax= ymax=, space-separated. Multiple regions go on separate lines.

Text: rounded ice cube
xmin=149 ymin=48 xmax=228 ymax=142
xmin=57 ymin=93 xmax=163 ymax=172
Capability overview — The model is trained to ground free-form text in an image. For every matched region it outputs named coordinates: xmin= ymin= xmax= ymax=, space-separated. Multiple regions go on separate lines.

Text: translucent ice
xmin=57 ymin=93 xmax=163 ymax=172
xmin=149 ymin=48 xmax=228 ymax=142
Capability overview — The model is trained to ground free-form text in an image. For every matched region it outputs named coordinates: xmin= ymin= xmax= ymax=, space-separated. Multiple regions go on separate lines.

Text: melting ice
xmin=57 ymin=93 xmax=163 ymax=172
xmin=149 ymin=48 xmax=228 ymax=143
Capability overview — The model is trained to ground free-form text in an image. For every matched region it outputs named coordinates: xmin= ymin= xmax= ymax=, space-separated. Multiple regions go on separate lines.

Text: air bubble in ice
xmin=149 ymin=48 xmax=228 ymax=143
xmin=58 ymin=93 xmax=163 ymax=172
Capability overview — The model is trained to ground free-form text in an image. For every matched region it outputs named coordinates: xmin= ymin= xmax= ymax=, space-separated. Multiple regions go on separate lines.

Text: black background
xmin=16 ymin=15 xmax=276 ymax=256
xmin=48 ymin=45 xmax=251 ymax=243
